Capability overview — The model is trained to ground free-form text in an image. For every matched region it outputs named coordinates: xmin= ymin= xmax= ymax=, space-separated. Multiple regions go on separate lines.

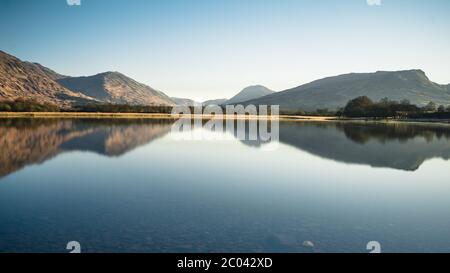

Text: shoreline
xmin=0 ymin=112 xmax=449 ymax=125
xmin=0 ymin=112 xmax=336 ymax=121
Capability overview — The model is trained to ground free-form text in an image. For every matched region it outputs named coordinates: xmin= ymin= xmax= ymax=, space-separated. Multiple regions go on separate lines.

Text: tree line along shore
xmin=1 ymin=97 xmax=450 ymax=121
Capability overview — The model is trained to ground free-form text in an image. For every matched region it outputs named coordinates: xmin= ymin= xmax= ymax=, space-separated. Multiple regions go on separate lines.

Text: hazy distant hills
xmin=201 ymin=85 xmax=274 ymax=107
xmin=241 ymin=70 xmax=450 ymax=112
xmin=203 ymin=98 xmax=228 ymax=106
xmin=57 ymin=72 xmax=175 ymax=106
xmin=224 ymin=85 xmax=274 ymax=105
xmin=171 ymin=97 xmax=201 ymax=106
xmin=0 ymin=51 xmax=93 ymax=107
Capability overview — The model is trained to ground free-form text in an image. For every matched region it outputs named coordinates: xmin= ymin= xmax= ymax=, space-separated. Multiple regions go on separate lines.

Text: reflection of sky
xmin=1 ymin=0 xmax=450 ymax=100
xmin=1 ymin=127 xmax=450 ymax=252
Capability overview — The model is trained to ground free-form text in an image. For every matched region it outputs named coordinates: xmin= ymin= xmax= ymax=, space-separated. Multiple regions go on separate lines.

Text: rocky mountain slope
xmin=0 ymin=51 xmax=94 ymax=107
xmin=57 ymin=71 xmax=175 ymax=106
xmin=1 ymin=50 xmax=175 ymax=107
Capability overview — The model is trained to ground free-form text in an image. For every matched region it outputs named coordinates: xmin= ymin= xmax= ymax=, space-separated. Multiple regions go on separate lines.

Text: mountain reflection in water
xmin=0 ymin=118 xmax=174 ymax=178
xmin=1 ymin=118 xmax=450 ymax=179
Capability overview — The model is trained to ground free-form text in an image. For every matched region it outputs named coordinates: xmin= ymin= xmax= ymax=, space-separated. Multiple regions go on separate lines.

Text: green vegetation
xmin=2 ymin=96 xmax=450 ymax=120
xmin=72 ymin=103 xmax=173 ymax=114
xmin=342 ymin=96 xmax=450 ymax=119
xmin=0 ymin=99 xmax=59 ymax=112
xmin=279 ymin=109 xmax=337 ymax=116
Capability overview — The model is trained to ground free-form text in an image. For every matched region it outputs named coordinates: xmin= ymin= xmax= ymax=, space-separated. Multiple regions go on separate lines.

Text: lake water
xmin=0 ymin=118 xmax=450 ymax=253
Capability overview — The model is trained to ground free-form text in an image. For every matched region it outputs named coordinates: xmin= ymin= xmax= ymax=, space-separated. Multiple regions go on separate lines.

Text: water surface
xmin=0 ymin=118 xmax=450 ymax=253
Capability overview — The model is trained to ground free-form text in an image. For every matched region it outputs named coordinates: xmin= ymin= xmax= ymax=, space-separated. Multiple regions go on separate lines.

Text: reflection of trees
xmin=235 ymin=121 xmax=450 ymax=171
xmin=281 ymin=122 xmax=450 ymax=171
xmin=335 ymin=122 xmax=450 ymax=144
xmin=0 ymin=118 xmax=174 ymax=178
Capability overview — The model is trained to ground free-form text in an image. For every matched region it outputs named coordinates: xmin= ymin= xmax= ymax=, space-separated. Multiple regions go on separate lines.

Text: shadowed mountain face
xmin=57 ymin=72 xmax=175 ymax=106
xmin=0 ymin=118 xmax=174 ymax=178
xmin=0 ymin=51 xmax=94 ymax=107
xmin=225 ymin=85 xmax=274 ymax=105
xmin=242 ymin=70 xmax=450 ymax=112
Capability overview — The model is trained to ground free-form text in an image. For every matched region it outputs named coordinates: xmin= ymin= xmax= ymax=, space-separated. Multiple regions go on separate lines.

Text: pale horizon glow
xmin=1 ymin=0 xmax=450 ymax=100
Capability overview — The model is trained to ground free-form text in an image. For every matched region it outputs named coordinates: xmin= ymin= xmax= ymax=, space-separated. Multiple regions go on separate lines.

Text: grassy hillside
xmin=243 ymin=70 xmax=450 ymax=112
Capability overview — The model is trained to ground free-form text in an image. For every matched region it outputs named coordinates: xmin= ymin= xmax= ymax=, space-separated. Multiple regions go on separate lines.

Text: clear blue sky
xmin=1 ymin=0 xmax=450 ymax=100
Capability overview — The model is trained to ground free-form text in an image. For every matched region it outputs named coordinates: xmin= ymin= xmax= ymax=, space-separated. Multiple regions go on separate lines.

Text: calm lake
xmin=0 ymin=118 xmax=450 ymax=253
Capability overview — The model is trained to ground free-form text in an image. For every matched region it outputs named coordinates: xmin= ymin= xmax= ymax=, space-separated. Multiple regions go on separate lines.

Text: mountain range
xmin=186 ymin=72 xmax=450 ymax=111
xmin=170 ymin=86 xmax=274 ymax=107
xmin=0 ymin=50 xmax=174 ymax=107
xmin=1 ymin=50 xmax=450 ymax=111
xmin=237 ymin=70 xmax=450 ymax=112
xmin=0 ymin=51 xmax=93 ymax=107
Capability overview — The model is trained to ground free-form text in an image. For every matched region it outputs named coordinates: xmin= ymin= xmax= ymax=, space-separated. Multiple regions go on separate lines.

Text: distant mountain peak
xmin=225 ymin=85 xmax=275 ymax=105
xmin=244 ymin=84 xmax=268 ymax=89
